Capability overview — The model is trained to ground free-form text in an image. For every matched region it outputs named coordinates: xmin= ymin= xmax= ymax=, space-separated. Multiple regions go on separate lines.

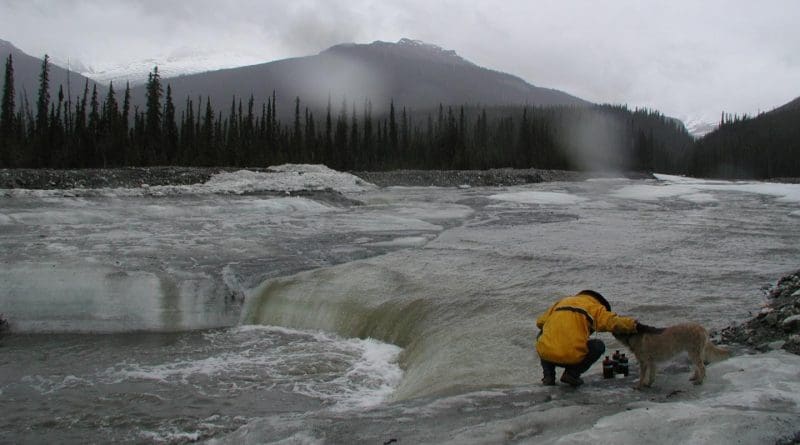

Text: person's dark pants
xmin=541 ymin=339 xmax=606 ymax=378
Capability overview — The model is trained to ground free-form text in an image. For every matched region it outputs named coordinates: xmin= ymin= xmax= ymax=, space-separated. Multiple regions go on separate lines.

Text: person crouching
xmin=535 ymin=290 xmax=638 ymax=387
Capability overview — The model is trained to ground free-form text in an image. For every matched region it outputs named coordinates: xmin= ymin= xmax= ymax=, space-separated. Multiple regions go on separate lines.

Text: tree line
xmin=688 ymin=106 xmax=800 ymax=179
xmin=0 ymin=53 xmax=725 ymax=176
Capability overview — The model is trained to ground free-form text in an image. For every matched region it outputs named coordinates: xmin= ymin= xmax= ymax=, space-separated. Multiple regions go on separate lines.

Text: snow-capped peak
xmin=681 ymin=115 xmax=718 ymax=138
xmin=77 ymin=48 xmax=268 ymax=86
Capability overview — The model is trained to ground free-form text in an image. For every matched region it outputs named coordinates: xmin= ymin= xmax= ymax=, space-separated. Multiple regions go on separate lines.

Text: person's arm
xmin=536 ymin=302 xmax=558 ymax=329
xmin=594 ymin=308 xmax=637 ymax=333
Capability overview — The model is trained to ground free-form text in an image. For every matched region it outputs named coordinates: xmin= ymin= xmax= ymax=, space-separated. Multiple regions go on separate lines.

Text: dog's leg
xmin=645 ymin=360 xmax=656 ymax=387
xmin=689 ymin=350 xmax=705 ymax=384
xmin=636 ymin=359 xmax=652 ymax=389
xmin=636 ymin=362 xmax=646 ymax=389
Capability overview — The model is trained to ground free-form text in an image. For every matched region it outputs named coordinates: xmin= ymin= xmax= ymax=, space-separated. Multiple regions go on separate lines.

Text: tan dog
xmin=613 ymin=322 xmax=730 ymax=389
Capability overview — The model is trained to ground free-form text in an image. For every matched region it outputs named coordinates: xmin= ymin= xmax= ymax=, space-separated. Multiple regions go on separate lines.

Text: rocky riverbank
xmin=0 ymin=166 xmax=654 ymax=190
xmin=352 ymin=168 xmax=654 ymax=187
xmin=0 ymin=167 xmax=269 ymax=190
xmin=720 ymin=270 xmax=800 ymax=355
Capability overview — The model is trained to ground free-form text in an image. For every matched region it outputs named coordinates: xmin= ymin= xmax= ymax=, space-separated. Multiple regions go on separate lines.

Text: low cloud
xmin=1 ymin=0 xmax=798 ymax=123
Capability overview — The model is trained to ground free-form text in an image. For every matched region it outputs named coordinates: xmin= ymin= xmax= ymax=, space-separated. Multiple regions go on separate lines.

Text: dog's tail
xmin=703 ymin=341 xmax=730 ymax=363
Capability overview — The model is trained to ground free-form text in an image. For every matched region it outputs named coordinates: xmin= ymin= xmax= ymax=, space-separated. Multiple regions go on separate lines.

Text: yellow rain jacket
xmin=535 ymin=292 xmax=637 ymax=365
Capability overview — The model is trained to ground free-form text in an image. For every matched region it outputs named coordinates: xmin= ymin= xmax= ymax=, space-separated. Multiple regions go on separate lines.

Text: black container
xmin=619 ymin=353 xmax=629 ymax=377
xmin=612 ymin=350 xmax=621 ymax=373
xmin=602 ymin=356 xmax=615 ymax=379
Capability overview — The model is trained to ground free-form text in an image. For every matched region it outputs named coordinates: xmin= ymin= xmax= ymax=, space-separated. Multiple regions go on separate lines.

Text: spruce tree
xmin=362 ymin=100 xmax=373 ymax=169
xmin=35 ymin=55 xmax=50 ymax=135
xmin=201 ymin=97 xmax=215 ymax=166
xmin=35 ymin=54 xmax=51 ymax=166
xmin=100 ymin=82 xmax=117 ymax=166
xmin=293 ymin=96 xmax=302 ymax=160
xmin=0 ymin=54 xmax=15 ymax=166
xmin=304 ymin=108 xmax=316 ymax=163
xmin=144 ymin=66 xmax=163 ymax=165
xmin=87 ymin=84 xmax=100 ymax=167
xmin=324 ymin=98 xmax=332 ymax=166
xmin=163 ymin=84 xmax=177 ymax=164
xmin=121 ymin=82 xmax=131 ymax=165
xmin=388 ymin=100 xmax=398 ymax=165
xmin=349 ymin=104 xmax=358 ymax=168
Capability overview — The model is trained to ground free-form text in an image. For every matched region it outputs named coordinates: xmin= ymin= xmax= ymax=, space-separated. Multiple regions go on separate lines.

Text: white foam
xmin=332 ymin=337 xmax=405 ymax=410
xmin=287 ymin=333 xmax=404 ymax=411
xmin=488 ymin=191 xmax=587 ymax=205
xmin=104 ymin=326 xmax=403 ymax=410
xmin=139 ymin=429 xmax=201 ymax=444
xmin=21 ymin=374 xmax=93 ymax=395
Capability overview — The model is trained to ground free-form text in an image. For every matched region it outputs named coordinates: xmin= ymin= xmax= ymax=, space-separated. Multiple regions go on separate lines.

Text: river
xmin=1 ymin=170 xmax=799 ymax=443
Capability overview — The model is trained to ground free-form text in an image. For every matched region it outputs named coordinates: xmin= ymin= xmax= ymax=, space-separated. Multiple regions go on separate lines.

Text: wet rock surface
xmin=721 ymin=270 xmax=800 ymax=355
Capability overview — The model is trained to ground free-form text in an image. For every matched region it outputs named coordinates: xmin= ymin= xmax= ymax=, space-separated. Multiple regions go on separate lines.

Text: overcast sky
xmin=2 ymin=0 xmax=798 ymax=124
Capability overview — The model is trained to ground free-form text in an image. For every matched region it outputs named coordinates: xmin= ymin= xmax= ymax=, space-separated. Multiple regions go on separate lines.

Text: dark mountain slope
xmin=0 ymin=39 xmax=103 ymax=105
xmin=131 ymin=39 xmax=588 ymax=116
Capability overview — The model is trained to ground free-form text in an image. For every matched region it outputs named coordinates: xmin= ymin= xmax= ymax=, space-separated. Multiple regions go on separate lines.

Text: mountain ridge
xmin=123 ymin=38 xmax=589 ymax=118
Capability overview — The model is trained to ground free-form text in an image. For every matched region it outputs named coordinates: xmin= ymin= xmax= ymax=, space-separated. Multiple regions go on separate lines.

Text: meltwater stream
xmin=1 ymin=170 xmax=799 ymax=443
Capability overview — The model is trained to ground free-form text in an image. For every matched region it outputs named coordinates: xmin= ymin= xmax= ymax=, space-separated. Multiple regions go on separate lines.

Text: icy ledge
xmin=555 ymin=351 xmax=800 ymax=444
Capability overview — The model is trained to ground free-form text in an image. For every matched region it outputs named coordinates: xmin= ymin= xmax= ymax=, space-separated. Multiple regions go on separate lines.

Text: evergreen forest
xmin=1 ymin=54 xmax=796 ymax=179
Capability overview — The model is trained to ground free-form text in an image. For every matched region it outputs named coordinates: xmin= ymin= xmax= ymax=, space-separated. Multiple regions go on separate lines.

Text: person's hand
xmin=635 ymin=321 xmax=663 ymax=334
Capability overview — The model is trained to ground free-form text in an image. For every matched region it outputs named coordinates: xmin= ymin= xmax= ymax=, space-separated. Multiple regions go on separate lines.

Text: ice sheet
xmin=630 ymin=174 xmax=800 ymax=205
xmin=555 ymin=351 xmax=800 ymax=445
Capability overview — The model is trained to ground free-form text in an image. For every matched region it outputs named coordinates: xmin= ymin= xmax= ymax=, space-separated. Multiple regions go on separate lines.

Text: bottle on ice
xmin=602 ymin=356 xmax=615 ymax=379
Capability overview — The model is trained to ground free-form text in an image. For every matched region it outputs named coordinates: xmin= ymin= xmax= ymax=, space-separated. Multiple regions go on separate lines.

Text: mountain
xmin=772 ymin=96 xmax=800 ymax=114
xmin=0 ymin=39 xmax=103 ymax=106
xmin=682 ymin=116 xmax=718 ymax=138
xmin=130 ymin=38 xmax=588 ymax=117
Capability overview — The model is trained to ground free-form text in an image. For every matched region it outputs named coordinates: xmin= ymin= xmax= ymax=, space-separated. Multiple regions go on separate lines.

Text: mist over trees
xmin=0 ymin=59 xmax=795 ymax=179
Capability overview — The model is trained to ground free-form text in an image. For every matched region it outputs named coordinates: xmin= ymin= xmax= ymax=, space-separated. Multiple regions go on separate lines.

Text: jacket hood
xmin=577 ymin=290 xmax=611 ymax=311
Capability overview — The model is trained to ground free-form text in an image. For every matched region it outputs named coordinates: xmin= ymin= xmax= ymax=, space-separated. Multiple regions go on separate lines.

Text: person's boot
xmin=541 ymin=374 xmax=556 ymax=386
xmin=560 ymin=371 xmax=583 ymax=387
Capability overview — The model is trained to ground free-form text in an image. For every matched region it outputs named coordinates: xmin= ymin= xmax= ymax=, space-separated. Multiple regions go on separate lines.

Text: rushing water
xmin=1 ymin=174 xmax=799 ymax=443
